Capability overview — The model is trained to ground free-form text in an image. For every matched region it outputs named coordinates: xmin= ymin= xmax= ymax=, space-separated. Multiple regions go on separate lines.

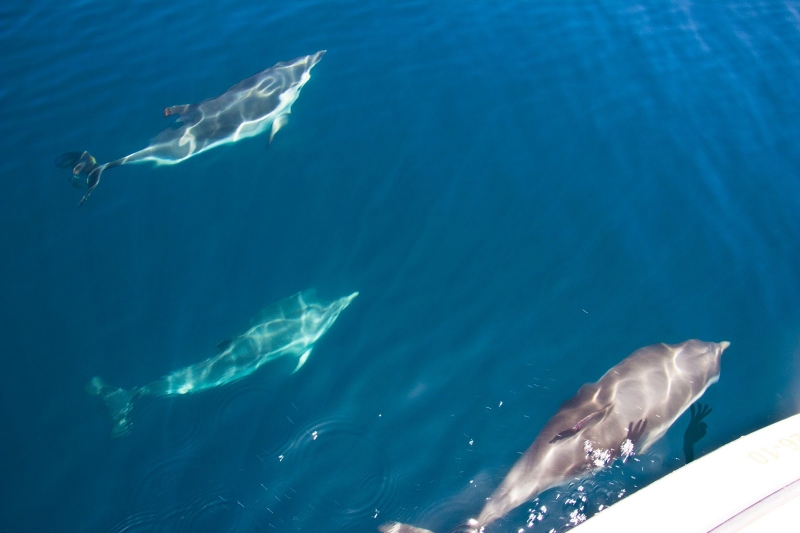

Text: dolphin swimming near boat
xmin=87 ymin=290 xmax=357 ymax=437
xmin=380 ymin=339 xmax=729 ymax=533
xmin=56 ymin=51 xmax=325 ymax=205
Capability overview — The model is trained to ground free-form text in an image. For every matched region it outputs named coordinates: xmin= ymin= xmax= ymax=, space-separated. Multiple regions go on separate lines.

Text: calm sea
xmin=1 ymin=1 xmax=799 ymax=532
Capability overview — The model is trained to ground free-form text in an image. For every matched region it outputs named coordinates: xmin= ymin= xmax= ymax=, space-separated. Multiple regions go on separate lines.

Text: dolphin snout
xmin=719 ymin=341 xmax=730 ymax=351
xmin=311 ymin=50 xmax=326 ymax=65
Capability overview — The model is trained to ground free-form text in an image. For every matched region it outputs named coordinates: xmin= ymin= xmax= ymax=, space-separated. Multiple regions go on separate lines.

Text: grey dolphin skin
xmin=87 ymin=290 xmax=357 ymax=437
xmin=56 ymin=51 xmax=325 ymax=205
xmin=380 ymin=339 xmax=729 ymax=533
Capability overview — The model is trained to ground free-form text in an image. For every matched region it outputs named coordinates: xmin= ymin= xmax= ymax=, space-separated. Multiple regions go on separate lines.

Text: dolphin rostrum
xmin=87 ymin=290 xmax=357 ymax=437
xmin=56 ymin=51 xmax=325 ymax=205
xmin=380 ymin=339 xmax=729 ymax=533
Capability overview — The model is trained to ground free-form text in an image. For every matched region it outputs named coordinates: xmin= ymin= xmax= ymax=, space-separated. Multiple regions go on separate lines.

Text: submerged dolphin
xmin=87 ymin=290 xmax=357 ymax=437
xmin=381 ymin=339 xmax=729 ymax=533
xmin=56 ymin=51 xmax=325 ymax=205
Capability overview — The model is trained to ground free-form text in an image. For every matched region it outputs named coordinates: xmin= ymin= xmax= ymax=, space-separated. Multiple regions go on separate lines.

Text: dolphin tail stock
xmin=55 ymin=151 xmax=108 ymax=206
xmin=86 ymin=376 xmax=139 ymax=437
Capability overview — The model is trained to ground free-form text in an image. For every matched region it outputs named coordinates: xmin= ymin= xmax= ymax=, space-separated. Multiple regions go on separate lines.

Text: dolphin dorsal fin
xmin=550 ymin=403 xmax=614 ymax=443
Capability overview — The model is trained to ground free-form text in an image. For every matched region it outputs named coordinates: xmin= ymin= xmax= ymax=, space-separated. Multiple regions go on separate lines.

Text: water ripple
xmin=4 ymin=1 xmax=800 ymax=533
xmin=273 ymin=416 xmax=398 ymax=525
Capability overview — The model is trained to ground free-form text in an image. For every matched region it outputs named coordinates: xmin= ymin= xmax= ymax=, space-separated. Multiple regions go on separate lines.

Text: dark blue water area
xmin=1 ymin=1 xmax=799 ymax=531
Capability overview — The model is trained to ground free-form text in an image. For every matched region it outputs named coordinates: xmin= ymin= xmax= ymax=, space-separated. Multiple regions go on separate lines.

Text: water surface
xmin=1 ymin=1 xmax=799 ymax=531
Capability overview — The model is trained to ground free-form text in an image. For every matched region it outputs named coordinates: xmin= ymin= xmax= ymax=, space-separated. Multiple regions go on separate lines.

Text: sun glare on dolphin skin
xmin=87 ymin=290 xmax=358 ymax=437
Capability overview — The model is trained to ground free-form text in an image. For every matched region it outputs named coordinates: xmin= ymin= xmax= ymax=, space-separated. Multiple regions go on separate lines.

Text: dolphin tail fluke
xmin=55 ymin=151 xmax=88 ymax=170
xmin=77 ymin=163 xmax=107 ymax=206
xmin=55 ymin=151 xmax=108 ymax=206
xmin=86 ymin=376 xmax=136 ymax=437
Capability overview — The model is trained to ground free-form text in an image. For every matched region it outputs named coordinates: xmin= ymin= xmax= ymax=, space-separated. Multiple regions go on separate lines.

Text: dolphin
xmin=380 ymin=339 xmax=729 ymax=533
xmin=87 ymin=290 xmax=357 ymax=437
xmin=56 ymin=51 xmax=326 ymax=205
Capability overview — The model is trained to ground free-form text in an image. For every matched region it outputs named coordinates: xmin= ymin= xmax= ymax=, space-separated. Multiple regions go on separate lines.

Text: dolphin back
xmin=246 ymin=289 xmax=321 ymax=326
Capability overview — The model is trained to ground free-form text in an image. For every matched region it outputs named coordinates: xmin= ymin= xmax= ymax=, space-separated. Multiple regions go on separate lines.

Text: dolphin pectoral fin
xmin=291 ymin=348 xmax=312 ymax=374
xmin=550 ymin=403 xmax=615 ymax=443
xmin=163 ymin=104 xmax=192 ymax=118
xmin=269 ymin=112 xmax=289 ymax=144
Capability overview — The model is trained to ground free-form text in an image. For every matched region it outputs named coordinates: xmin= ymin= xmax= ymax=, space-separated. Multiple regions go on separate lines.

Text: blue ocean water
xmin=1 ymin=1 xmax=799 ymax=531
